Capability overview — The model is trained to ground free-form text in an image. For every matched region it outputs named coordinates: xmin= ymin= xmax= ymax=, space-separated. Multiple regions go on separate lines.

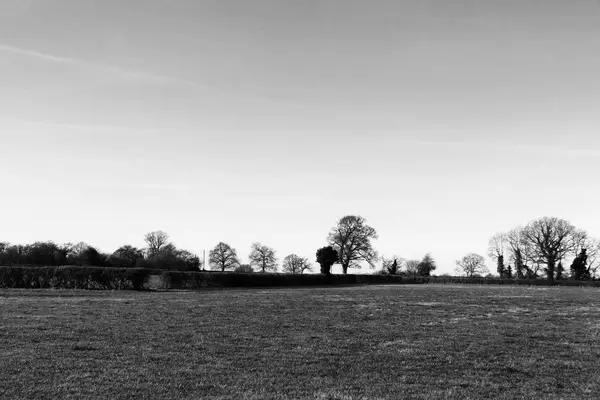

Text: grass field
xmin=1 ymin=285 xmax=600 ymax=400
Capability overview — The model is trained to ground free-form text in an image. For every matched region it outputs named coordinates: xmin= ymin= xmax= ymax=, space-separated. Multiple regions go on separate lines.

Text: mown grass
xmin=1 ymin=285 xmax=600 ymax=399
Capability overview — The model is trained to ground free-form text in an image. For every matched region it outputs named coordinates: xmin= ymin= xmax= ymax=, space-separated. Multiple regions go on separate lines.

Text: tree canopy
xmin=327 ymin=215 xmax=378 ymax=274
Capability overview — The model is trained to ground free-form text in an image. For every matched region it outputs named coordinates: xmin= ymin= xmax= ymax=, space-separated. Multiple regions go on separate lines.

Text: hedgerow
xmin=0 ymin=266 xmax=425 ymax=290
xmin=2 ymin=266 xmax=597 ymax=290
xmin=424 ymin=276 xmax=600 ymax=287
xmin=0 ymin=266 xmax=150 ymax=290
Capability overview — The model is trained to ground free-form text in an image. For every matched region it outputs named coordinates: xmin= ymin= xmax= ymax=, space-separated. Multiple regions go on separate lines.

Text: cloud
xmin=0 ymin=42 xmax=307 ymax=110
xmin=392 ymin=136 xmax=600 ymax=158
xmin=0 ymin=43 xmax=204 ymax=88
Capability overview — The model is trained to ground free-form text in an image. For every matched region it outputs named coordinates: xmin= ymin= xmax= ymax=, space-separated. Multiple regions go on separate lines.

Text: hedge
xmin=2 ymin=266 xmax=598 ymax=290
xmin=0 ymin=266 xmax=424 ymax=290
xmin=0 ymin=266 xmax=151 ymax=290
xmin=161 ymin=271 xmax=425 ymax=289
xmin=423 ymin=276 xmax=600 ymax=287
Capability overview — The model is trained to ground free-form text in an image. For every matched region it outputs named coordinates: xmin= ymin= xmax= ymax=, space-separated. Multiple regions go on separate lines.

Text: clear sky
xmin=1 ymin=0 xmax=600 ymax=274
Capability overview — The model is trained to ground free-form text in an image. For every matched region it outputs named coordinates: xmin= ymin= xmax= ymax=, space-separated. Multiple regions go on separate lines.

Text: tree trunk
xmin=546 ymin=258 xmax=555 ymax=281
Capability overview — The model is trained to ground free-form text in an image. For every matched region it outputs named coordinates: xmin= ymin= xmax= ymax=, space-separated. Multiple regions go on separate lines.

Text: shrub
xmin=234 ymin=264 xmax=254 ymax=273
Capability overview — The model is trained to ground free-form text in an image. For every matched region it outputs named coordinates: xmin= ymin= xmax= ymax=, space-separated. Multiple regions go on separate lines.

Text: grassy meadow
xmin=1 ymin=285 xmax=600 ymax=399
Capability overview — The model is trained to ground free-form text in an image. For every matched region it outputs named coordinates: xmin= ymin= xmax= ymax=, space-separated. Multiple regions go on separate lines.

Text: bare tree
xmin=209 ymin=242 xmax=240 ymax=272
xmin=456 ymin=253 xmax=488 ymax=277
xmin=505 ymin=228 xmax=535 ymax=278
xmin=488 ymin=232 xmax=508 ymax=277
xmin=488 ymin=232 xmax=507 ymax=261
xmin=585 ymin=238 xmax=600 ymax=278
xmin=282 ymin=254 xmax=312 ymax=274
xmin=249 ymin=242 xmax=278 ymax=273
xmin=521 ymin=217 xmax=578 ymax=280
xmin=327 ymin=215 xmax=378 ymax=274
xmin=144 ymin=231 xmax=170 ymax=257
xmin=405 ymin=259 xmax=420 ymax=277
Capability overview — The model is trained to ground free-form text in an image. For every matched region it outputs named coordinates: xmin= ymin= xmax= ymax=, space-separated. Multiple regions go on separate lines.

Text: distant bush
xmin=234 ymin=264 xmax=254 ymax=273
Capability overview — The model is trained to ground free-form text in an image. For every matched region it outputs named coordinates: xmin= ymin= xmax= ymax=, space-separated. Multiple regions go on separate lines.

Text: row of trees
xmin=486 ymin=217 xmax=599 ymax=281
xmin=207 ymin=214 xmax=383 ymax=275
xmin=207 ymin=242 xmax=313 ymax=274
xmin=3 ymin=215 xmax=596 ymax=280
xmin=0 ymin=231 xmax=200 ymax=271
xmin=0 ymin=215 xmax=434 ymax=276
xmin=316 ymin=215 xmax=436 ymax=277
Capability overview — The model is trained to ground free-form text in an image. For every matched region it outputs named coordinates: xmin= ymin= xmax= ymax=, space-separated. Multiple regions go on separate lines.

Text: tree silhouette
xmin=456 ymin=253 xmax=488 ymax=277
xmin=209 ymin=242 xmax=240 ymax=272
xmin=249 ymin=243 xmax=277 ymax=273
xmin=327 ymin=215 xmax=378 ymax=274
xmin=417 ymin=253 xmax=436 ymax=277
xmin=316 ymin=246 xmax=338 ymax=275
xmin=144 ymin=231 xmax=170 ymax=257
xmin=522 ymin=217 xmax=578 ymax=281
xmin=282 ymin=254 xmax=312 ymax=274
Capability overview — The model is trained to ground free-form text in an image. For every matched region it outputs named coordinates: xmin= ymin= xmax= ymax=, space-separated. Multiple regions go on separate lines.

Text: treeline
xmin=445 ymin=216 xmax=599 ymax=281
xmin=2 ymin=215 xmax=598 ymax=280
xmin=486 ymin=216 xmax=599 ymax=281
xmin=0 ymin=231 xmax=200 ymax=271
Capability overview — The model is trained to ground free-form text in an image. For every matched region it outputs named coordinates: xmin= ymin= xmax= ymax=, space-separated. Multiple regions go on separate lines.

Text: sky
xmin=1 ymin=0 xmax=600 ymax=274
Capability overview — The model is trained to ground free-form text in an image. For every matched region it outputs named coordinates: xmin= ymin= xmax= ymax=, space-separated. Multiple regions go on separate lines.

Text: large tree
xmin=456 ymin=253 xmax=488 ymax=277
xmin=585 ymin=239 xmax=600 ymax=279
xmin=417 ymin=253 xmax=436 ymax=277
xmin=24 ymin=241 xmax=65 ymax=266
xmin=327 ymin=215 xmax=378 ymax=274
xmin=249 ymin=242 xmax=277 ymax=273
xmin=570 ymin=248 xmax=589 ymax=281
xmin=66 ymin=242 xmax=103 ymax=266
xmin=521 ymin=217 xmax=578 ymax=281
xmin=144 ymin=231 xmax=170 ymax=257
xmin=488 ymin=233 xmax=507 ymax=277
xmin=316 ymin=246 xmax=338 ymax=275
xmin=110 ymin=245 xmax=144 ymax=268
xmin=405 ymin=259 xmax=420 ymax=277
xmin=171 ymin=249 xmax=201 ymax=271
xmin=282 ymin=254 xmax=312 ymax=274
xmin=209 ymin=242 xmax=240 ymax=272
xmin=572 ymin=231 xmax=600 ymax=279
xmin=505 ymin=228 xmax=534 ymax=279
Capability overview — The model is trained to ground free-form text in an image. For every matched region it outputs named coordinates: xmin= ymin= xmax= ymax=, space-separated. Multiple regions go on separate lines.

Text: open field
xmin=1 ymin=285 xmax=600 ymax=400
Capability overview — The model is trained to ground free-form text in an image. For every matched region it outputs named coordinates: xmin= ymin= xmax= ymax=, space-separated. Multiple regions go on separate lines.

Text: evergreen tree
xmin=570 ymin=248 xmax=589 ymax=280
xmin=507 ymin=264 xmax=513 ymax=279
xmin=316 ymin=246 xmax=338 ymax=275
xmin=515 ymin=253 xmax=525 ymax=279
xmin=555 ymin=261 xmax=564 ymax=280
xmin=417 ymin=253 xmax=436 ymax=277
xmin=496 ymin=254 xmax=505 ymax=277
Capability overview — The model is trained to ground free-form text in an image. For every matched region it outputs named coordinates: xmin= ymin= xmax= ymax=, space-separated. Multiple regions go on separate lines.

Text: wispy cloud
xmin=0 ymin=43 xmax=306 ymax=109
xmin=392 ymin=137 xmax=600 ymax=158
xmin=0 ymin=43 xmax=205 ymax=88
